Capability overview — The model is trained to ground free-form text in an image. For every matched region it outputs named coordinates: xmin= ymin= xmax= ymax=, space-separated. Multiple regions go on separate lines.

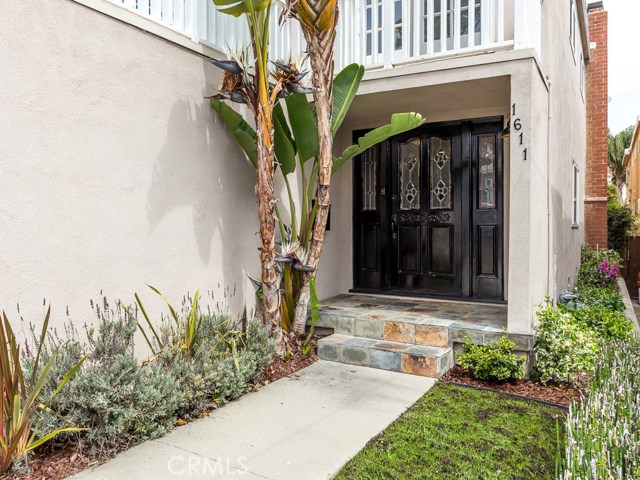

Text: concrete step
xmin=317 ymin=334 xmax=454 ymax=378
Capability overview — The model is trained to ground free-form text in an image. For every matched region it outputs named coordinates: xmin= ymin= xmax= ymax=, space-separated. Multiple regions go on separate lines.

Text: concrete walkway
xmin=70 ymin=361 xmax=435 ymax=480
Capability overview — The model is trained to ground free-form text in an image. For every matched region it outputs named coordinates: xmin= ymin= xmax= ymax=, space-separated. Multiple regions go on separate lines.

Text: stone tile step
xmin=317 ymin=334 xmax=454 ymax=378
xmin=312 ymin=310 xmax=534 ymax=351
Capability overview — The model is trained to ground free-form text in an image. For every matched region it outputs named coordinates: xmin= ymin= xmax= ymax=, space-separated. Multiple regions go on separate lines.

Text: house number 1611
xmin=512 ymin=103 xmax=527 ymax=161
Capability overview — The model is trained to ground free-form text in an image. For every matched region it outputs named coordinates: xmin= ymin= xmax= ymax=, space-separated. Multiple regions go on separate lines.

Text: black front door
xmin=353 ymin=118 xmax=504 ymax=301
xmin=389 ymin=126 xmax=464 ymax=295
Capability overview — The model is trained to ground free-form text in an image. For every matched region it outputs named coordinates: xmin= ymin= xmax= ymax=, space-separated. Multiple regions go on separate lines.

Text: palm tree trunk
xmin=255 ymin=103 xmax=285 ymax=350
xmin=291 ymin=34 xmax=334 ymax=336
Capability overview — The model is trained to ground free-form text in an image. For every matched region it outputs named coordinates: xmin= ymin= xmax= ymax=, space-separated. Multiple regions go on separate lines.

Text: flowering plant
xmin=597 ymin=258 xmax=621 ymax=288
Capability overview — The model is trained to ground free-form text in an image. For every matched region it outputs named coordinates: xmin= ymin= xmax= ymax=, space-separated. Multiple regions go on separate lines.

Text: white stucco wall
xmin=541 ymin=0 xmax=587 ymax=297
xmin=0 ymin=0 xmax=261 ymax=333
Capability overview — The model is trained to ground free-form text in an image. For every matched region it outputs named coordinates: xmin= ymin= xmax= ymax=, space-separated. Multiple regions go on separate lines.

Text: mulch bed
xmin=2 ymin=446 xmax=93 ymax=480
xmin=442 ymin=365 xmax=586 ymax=407
xmin=260 ymin=336 xmax=320 ymax=385
xmin=3 ymin=338 xmax=319 ymax=480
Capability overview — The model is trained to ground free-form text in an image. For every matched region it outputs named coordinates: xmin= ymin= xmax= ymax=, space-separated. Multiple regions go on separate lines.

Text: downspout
xmin=546 ymin=79 xmax=553 ymax=300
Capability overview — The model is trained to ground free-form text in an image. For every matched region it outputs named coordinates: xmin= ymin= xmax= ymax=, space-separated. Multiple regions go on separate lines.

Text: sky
xmin=605 ymin=0 xmax=640 ymax=134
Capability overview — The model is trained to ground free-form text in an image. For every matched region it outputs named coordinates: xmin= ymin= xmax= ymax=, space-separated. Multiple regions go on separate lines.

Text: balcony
xmin=104 ymin=0 xmax=541 ymax=71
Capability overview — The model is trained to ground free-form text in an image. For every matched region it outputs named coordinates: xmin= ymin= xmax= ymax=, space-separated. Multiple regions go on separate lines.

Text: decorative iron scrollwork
xmin=399 ymin=212 xmax=451 ymax=223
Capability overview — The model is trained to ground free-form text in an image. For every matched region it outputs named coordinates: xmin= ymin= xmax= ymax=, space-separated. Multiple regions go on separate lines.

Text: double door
xmin=354 ymin=119 xmax=503 ymax=300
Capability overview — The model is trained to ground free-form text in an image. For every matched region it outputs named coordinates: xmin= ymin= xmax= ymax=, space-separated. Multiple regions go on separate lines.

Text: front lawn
xmin=336 ymin=383 xmax=564 ymax=480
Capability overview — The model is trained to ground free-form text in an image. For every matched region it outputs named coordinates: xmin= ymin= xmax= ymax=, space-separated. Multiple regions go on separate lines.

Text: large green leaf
xmin=274 ymin=103 xmax=296 ymax=175
xmin=285 ymin=94 xmax=318 ymax=163
xmin=213 ymin=0 xmax=271 ymax=17
xmin=210 ymin=98 xmax=258 ymax=168
xmin=333 ymin=112 xmax=425 ymax=173
xmin=332 ymin=64 xmax=365 ymax=137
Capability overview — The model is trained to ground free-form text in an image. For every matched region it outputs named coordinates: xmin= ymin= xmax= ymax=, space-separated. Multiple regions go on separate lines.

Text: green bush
xmin=533 ymin=305 xmax=599 ymax=384
xmin=559 ymin=339 xmax=640 ymax=479
xmin=576 ymin=285 xmax=625 ymax=311
xmin=607 ymin=184 xmax=636 ymax=251
xmin=577 ymin=245 xmax=622 ymax=289
xmin=160 ymin=316 xmax=276 ymax=418
xmin=569 ymin=305 xmax=633 ymax=341
xmin=29 ymin=296 xmax=276 ymax=459
xmin=457 ymin=335 xmax=525 ymax=381
xmin=30 ymin=306 xmax=184 ymax=458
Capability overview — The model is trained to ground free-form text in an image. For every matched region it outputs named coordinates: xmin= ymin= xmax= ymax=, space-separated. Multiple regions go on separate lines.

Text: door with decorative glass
xmin=352 ymin=118 xmax=503 ymax=301
xmin=389 ymin=126 xmax=464 ymax=294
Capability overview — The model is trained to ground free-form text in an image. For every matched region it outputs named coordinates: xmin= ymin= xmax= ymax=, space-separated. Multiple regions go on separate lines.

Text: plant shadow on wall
xmin=145 ymin=93 xmax=258 ymax=294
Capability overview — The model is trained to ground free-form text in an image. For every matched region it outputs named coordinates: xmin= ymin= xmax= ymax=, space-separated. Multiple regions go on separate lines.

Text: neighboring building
xmin=0 ymin=0 xmax=599 ymax=340
xmin=624 ymin=120 xmax=640 ymax=214
xmin=584 ymin=1 xmax=609 ymax=247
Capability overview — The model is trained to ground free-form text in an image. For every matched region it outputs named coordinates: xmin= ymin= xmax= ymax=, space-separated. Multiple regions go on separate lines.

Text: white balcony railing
xmin=108 ymin=0 xmax=541 ymax=71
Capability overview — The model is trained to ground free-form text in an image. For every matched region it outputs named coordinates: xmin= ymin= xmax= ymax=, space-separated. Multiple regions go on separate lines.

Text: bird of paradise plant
xmin=211 ymin=0 xmax=314 ymax=349
xmin=211 ymin=0 xmax=425 ymax=344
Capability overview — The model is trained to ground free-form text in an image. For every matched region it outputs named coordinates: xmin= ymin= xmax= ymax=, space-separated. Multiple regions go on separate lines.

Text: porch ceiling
xmin=344 ymin=76 xmax=511 ymax=128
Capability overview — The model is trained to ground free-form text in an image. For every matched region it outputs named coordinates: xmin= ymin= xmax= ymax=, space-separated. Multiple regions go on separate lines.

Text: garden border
xmin=618 ymin=277 xmax=640 ymax=335
xmin=445 ymin=381 xmax=570 ymax=410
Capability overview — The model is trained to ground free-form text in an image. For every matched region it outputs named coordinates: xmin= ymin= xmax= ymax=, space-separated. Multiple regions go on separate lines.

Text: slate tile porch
xmin=314 ymin=294 xmax=533 ymax=378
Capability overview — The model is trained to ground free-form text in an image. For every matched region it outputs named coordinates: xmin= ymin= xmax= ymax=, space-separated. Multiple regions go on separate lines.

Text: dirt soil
xmin=260 ymin=336 xmax=320 ymax=385
xmin=2 ymin=446 xmax=93 ymax=480
xmin=442 ymin=365 xmax=585 ymax=407
xmin=3 ymin=339 xmax=320 ymax=480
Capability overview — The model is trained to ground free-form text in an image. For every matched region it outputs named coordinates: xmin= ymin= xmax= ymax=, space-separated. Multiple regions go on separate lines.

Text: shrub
xmin=577 ymin=246 xmax=622 ymax=289
xmin=0 ymin=309 xmax=84 ymax=474
xmin=608 ymin=201 xmax=636 ymax=251
xmin=576 ymin=285 xmax=625 ymax=311
xmin=160 ymin=316 xmax=275 ymax=418
xmin=569 ymin=305 xmax=633 ymax=341
xmin=31 ymin=297 xmax=276 ymax=458
xmin=31 ymin=304 xmax=184 ymax=458
xmin=559 ymin=339 xmax=640 ymax=479
xmin=533 ymin=306 xmax=599 ymax=384
xmin=457 ymin=335 xmax=525 ymax=381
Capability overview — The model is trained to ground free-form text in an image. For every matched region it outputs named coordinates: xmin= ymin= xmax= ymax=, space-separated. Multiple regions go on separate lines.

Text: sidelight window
xmin=478 ymin=135 xmax=496 ymax=209
xmin=361 ymin=148 xmax=378 ymax=211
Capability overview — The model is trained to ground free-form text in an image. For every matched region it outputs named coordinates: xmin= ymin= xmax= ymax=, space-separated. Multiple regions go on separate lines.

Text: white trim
xmin=71 ymin=0 xmax=222 ymax=58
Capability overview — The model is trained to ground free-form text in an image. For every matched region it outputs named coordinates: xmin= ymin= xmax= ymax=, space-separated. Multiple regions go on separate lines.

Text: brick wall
xmin=584 ymin=5 xmax=608 ymax=248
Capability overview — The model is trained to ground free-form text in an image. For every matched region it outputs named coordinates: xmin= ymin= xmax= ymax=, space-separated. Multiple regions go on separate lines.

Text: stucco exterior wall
xmin=0 ymin=0 xmax=261 ymax=332
xmin=541 ymin=0 xmax=587 ymax=299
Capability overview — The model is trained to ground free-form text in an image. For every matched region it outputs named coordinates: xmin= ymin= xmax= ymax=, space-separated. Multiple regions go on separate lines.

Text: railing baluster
xmin=468 ymin=0 xmax=475 ymax=48
xmin=412 ymin=0 xmax=421 ymax=58
xmin=149 ymin=0 xmax=161 ymax=20
xmin=481 ymin=0 xmax=490 ymax=44
xmin=439 ymin=0 xmax=447 ymax=52
xmin=160 ymin=0 xmax=172 ymax=25
xmin=138 ymin=0 xmax=150 ymax=17
xmin=174 ymin=0 xmax=185 ymax=32
xmin=497 ymin=0 xmax=504 ymax=42
xmin=426 ymin=0 xmax=434 ymax=54
xmin=453 ymin=0 xmax=461 ymax=50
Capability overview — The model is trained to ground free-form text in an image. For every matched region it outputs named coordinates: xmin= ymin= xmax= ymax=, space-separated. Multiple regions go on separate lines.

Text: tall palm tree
xmin=608 ymin=125 xmax=634 ymax=192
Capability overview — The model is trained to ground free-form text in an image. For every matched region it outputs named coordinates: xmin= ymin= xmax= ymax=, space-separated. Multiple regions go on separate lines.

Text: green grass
xmin=335 ymin=383 xmax=565 ymax=480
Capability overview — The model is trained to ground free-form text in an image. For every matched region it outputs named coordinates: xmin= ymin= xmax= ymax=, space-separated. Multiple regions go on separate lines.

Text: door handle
xmin=391 ymin=214 xmax=398 ymax=239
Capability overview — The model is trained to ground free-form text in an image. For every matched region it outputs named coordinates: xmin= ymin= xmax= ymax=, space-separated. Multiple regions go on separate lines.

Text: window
xmin=580 ymin=53 xmax=585 ymax=99
xmin=572 ymin=161 xmax=580 ymax=227
xmin=569 ymin=0 xmax=577 ymax=58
